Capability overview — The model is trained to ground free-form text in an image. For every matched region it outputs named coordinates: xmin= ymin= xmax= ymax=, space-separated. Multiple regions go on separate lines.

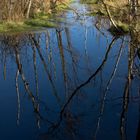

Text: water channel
xmin=0 ymin=0 xmax=139 ymax=140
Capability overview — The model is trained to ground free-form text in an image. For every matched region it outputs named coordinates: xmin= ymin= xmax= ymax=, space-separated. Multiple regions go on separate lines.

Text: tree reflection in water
xmin=0 ymin=24 xmax=139 ymax=140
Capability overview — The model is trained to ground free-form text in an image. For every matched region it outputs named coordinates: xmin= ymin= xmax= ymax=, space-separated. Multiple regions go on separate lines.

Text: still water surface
xmin=0 ymin=1 xmax=139 ymax=140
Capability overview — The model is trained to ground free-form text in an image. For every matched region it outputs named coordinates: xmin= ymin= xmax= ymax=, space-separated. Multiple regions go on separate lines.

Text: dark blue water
xmin=0 ymin=1 xmax=139 ymax=140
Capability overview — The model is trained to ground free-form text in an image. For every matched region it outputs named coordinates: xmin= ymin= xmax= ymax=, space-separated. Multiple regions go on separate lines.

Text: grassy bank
xmin=0 ymin=16 xmax=57 ymax=33
xmin=82 ymin=0 xmax=140 ymax=35
xmin=0 ymin=0 xmax=72 ymax=33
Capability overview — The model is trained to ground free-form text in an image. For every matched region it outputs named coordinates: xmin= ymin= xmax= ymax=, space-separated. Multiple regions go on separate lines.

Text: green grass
xmin=25 ymin=18 xmax=57 ymax=28
xmin=0 ymin=22 xmax=35 ymax=33
xmin=0 ymin=15 xmax=57 ymax=33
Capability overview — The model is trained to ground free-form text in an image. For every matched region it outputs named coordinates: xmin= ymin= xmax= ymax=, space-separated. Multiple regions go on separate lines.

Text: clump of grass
xmin=0 ymin=22 xmax=35 ymax=33
xmin=25 ymin=18 xmax=57 ymax=28
xmin=108 ymin=21 xmax=129 ymax=36
xmin=117 ymin=21 xmax=129 ymax=32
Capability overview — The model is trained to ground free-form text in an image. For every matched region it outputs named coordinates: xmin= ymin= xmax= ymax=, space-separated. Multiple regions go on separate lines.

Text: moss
xmin=108 ymin=22 xmax=129 ymax=36
xmin=117 ymin=21 xmax=129 ymax=32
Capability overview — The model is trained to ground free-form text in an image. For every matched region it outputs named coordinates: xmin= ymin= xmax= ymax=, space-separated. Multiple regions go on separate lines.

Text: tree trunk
xmin=26 ymin=0 xmax=32 ymax=19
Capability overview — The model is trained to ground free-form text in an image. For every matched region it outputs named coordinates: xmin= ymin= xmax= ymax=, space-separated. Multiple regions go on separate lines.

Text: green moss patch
xmin=108 ymin=22 xmax=129 ymax=36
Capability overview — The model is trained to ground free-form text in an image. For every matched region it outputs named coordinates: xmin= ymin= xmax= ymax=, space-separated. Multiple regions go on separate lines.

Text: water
xmin=0 ymin=1 xmax=140 ymax=140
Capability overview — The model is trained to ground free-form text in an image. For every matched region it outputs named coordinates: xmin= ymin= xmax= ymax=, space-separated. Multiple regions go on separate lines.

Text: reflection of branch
xmin=137 ymin=119 xmax=140 ymax=140
xmin=60 ymin=37 xmax=117 ymax=118
xmin=120 ymin=43 xmax=134 ymax=140
xmin=30 ymin=34 xmax=61 ymax=104
xmin=46 ymin=37 xmax=117 ymax=135
xmin=84 ymin=26 xmax=91 ymax=74
xmin=56 ymin=30 xmax=68 ymax=97
xmin=45 ymin=30 xmax=57 ymax=80
xmin=14 ymin=44 xmax=53 ymax=127
xmin=95 ymin=22 xmax=108 ymax=38
xmin=137 ymin=86 xmax=140 ymax=140
xmin=32 ymin=45 xmax=39 ymax=97
xmin=32 ymin=44 xmax=40 ymax=128
xmin=94 ymin=38 xmax=124 ymax=139
xmin=15 ymin=69 xmax=20 ymax=125
xmin=65 ymin=27 xmax=79 ymax=86
xmin=120 ymin=80 xmax=130 ymax=140
xmin=14 ymin=45 xmax=37 ymax=111
xmin=3 ymin=55 xmax=6 ymax=80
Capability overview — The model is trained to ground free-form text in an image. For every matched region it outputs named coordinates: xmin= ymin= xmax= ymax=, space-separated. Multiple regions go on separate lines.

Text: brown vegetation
xmin=0 ymin=0 xmax=69 ymax=21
